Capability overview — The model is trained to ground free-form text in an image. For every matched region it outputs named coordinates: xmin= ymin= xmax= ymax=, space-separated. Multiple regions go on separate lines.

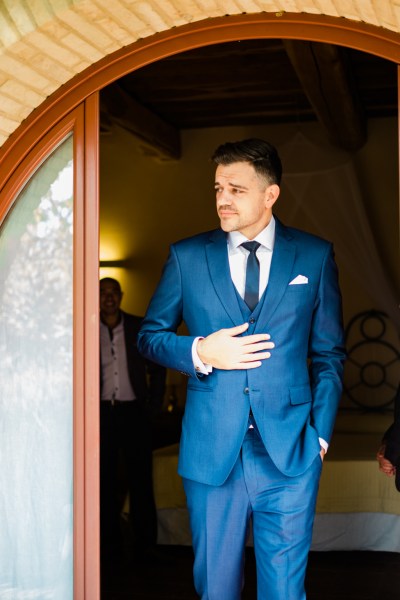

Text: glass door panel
xmin=0 ymin=135 xmax=74 ymax=599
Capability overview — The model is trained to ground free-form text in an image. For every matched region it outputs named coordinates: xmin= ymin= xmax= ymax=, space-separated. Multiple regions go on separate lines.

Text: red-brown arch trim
xmin=0 ymin=11 xmax=399 ymax=193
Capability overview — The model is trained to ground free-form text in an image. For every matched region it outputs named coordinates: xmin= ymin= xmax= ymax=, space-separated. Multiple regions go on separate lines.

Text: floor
xmin=102 ymin=416 xmax=400 ymax=599
xmin=101 ymin=546 xmax=400 ymax=599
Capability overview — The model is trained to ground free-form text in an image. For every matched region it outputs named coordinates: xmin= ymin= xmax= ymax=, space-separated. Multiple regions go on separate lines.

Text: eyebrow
xmin=214 ymin=181 xmax=249 ymax=190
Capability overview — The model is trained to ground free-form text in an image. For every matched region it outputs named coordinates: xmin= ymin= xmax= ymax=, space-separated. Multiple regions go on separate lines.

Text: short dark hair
xmin=100 ymin=277 xmax=121 ymax=292
xmin=211 ymin=138 xmax=282 ymax=186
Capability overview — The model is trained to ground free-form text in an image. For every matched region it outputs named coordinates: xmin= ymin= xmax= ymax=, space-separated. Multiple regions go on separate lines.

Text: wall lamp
xmin=99 ymin=258 xmax=135 ymax=268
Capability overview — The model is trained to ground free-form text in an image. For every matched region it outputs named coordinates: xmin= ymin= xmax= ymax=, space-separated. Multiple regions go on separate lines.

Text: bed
xmin=152 ymin=412 xmax=400 ymax=552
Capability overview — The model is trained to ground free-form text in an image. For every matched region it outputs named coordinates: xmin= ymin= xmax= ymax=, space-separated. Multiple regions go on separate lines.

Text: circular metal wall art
xmin=343 ymin=310 xmax=400 ymax=410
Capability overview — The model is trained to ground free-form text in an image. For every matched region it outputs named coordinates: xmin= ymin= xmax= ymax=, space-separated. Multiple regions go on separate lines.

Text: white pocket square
xmin=289 ymin=275 xmax=308 ymax=285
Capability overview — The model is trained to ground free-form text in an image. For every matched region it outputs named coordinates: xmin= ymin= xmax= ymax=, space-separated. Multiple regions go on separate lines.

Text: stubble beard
xmin=219 ymin=212 xmax=241 ymax=233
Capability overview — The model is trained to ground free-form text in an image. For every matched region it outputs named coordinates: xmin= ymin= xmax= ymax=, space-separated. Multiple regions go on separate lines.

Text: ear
xmin=264 ymin=184 xmax=280 ymax=208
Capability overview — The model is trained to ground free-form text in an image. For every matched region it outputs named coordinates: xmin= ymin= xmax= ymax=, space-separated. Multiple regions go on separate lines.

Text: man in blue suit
xmin=138 ymin=139 xmax=346 ymax=599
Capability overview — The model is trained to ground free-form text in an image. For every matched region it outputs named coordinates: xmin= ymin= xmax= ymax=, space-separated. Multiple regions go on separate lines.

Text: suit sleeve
xmin=383 ymin=390 xmax=400 ymax=465
xmin=138 ymin=245 xmax=198 ymax=378
xmin=308 ymin=243 xmax=347 ymax=444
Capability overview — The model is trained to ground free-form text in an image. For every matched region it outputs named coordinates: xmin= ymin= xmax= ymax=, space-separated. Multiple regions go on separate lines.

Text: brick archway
xmin=0 ymin=2 xmax=399 ymax=146
xmin=0 ymin=11 xmax=399 ymax=185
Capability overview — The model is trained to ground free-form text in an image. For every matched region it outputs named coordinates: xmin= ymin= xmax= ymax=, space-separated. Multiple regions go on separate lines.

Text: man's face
xmin=215 ymin=161 xmax=279 ymax=239
xmin=100 ymin=280 xmax=122 ymax=317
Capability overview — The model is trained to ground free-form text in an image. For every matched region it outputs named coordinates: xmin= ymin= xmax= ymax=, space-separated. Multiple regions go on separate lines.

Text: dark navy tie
xmin=241 ymin=241 xmax=261 ymax=311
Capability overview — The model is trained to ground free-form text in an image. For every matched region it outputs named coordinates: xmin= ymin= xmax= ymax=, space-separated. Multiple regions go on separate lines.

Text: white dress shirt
xmin=100 ymin=316 xmax=136 ymax=402
xmin=227 ymin=218 xmax=275 ymax=299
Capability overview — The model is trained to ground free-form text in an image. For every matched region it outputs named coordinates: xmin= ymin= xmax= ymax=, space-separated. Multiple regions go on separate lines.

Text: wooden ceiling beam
xmin=282 ymin=40 xmax=367 ymax=151
xmin=100 ymin=82 xmax=181 ymax=160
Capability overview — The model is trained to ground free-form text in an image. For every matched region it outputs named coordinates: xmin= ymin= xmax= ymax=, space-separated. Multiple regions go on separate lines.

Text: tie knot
xmin=241 ymin=241 xmax=260 ymax=254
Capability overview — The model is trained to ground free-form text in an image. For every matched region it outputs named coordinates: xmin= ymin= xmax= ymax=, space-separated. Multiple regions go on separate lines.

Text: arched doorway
xmin=0 ymin=13 xmax=398 ymax=600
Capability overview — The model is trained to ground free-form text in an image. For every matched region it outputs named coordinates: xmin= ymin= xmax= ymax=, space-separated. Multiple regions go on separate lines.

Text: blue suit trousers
xmin=183 ymin=422 xmax=323 ymax=600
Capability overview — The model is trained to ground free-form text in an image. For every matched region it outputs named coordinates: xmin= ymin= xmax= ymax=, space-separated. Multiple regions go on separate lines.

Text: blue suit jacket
xmin=138 ymin=218 xmax=346 ymax=485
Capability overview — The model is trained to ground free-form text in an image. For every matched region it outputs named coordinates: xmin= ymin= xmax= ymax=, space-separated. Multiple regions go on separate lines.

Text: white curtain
xmin=278 ymin=131 xmax=400 ymax=333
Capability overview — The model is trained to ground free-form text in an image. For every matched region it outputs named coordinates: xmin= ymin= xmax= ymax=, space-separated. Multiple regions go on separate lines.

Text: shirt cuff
xmin=319 ymin=437 xmax=329 ymax=453
xmin=192 ymin=337 xmax=212 ymax=375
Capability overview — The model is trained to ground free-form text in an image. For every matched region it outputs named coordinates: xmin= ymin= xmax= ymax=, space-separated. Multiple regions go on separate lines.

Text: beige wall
xmin=100 ymin=117 xmax=399 ymax=329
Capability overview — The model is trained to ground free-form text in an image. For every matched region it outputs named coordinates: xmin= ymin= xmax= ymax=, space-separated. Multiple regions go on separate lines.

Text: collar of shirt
xmin=226 ymin=216 xmax=275 ymax=299
xmin=100 ymin=311 xmax=124 ymax=337
xmin=227 ymin=215 xmax=276 ymax=255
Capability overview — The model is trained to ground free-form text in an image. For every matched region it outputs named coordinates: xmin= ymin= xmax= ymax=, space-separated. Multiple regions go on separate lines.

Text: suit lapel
xmin=205 ymin=221 xmax=296 ymax=329
xmin=205 ymin=229 xmax=244 ymax=326
xmin=257 ymin=219 xmax=296 ymax=331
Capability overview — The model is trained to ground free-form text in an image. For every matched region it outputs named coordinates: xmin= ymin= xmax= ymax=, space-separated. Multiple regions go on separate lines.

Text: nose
xmin=103 ymin=291 xmax=114 ymax=301
xmin=217 ymin=189 xmax=231 ymax=205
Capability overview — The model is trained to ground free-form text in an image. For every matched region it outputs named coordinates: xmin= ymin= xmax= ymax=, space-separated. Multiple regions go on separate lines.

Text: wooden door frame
xmin=0 ymin=12 xmax=398 ymax=599
xmin=0 ymin=101 xmax=100 ymax=599
xmin=74 ymin=94 xmax=100 ymax=600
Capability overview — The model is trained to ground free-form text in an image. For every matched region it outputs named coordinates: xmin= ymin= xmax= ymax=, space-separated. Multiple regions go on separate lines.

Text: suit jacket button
xmin=244 ymin=387 xmax=249 ymax=394
xmin=249 ymin=318 xmax=255 ymax=324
